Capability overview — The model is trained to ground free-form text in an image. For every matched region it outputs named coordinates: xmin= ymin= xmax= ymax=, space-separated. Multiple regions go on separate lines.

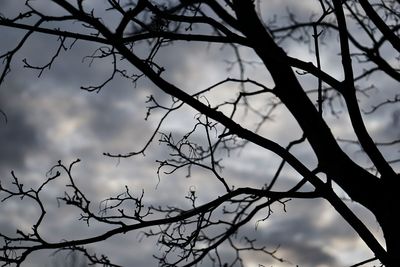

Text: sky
xmin=0 ymin=1 xmax=399 ymax=267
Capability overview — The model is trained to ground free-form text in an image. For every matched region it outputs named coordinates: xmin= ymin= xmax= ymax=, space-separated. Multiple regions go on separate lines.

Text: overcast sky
xmin=0 ymin=1 xmax=398 ymax=267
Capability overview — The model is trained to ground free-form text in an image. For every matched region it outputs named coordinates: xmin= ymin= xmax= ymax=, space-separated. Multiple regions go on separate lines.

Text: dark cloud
xmin=260 ymin=216 xmax=337 ymax=266
xmin=232 ymin=199 xmax=338 ymax=266
xmin=233 ymin=196 xmax=376 ymax=267
xmin=0 ymin=1 xmax=396 ymax=267
xmin=0 ymin=220 xmax=15 ymax=237
xmin=391 ymin=109 xmax=400 ymax=130
xmin=0 ymin=83 xmax=42 ymax=172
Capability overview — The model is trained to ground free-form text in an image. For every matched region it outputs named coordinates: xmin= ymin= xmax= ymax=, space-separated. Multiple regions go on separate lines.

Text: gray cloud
xmin=0 ymin=1 xmax=397 ymax=267
xmin=0 ymin=83 xmax=42 ymax=173
xmin=232 ymin=199 xmax=332 ymax=266
xmin=259 ymin=216 xmax=338 ymax=266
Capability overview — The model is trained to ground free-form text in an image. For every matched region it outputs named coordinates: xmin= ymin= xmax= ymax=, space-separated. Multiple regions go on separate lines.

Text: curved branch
xmin=333 ymin=0 xmax=396 ymax=179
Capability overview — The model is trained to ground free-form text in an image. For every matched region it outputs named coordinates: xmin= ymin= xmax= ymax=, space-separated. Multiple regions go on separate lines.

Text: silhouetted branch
xmin=1 ymin=0 xmax=399 ymax=266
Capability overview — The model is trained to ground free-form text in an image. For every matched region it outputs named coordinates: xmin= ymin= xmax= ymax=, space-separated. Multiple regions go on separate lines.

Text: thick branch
xmin=231 ymin=0 xmax=380 ymax=206
xmin=332 ymin=0 xmax=355 ymax=87
xmin=358 ymin=0 xmax=400 ymax=53
xmin=333 ymin=0 xmax=396 ymax=179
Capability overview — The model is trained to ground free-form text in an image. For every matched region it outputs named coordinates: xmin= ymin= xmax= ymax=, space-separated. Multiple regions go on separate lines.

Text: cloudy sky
xmin=0 ymin=1 xmax=398 ymax=267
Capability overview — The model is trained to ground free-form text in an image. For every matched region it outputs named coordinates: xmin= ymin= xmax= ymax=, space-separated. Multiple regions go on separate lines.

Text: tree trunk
xmin=232 ymin=1 xmax=398 ymax=265
xmin=375 ymin=176 xmax=400 ymax=266
xmin=231 ymin=0 xmax=379 ymax=208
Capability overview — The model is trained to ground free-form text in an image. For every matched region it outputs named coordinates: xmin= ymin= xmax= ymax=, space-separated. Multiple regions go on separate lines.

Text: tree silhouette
xmin=0 ymin=0 xmax=399 ymax=266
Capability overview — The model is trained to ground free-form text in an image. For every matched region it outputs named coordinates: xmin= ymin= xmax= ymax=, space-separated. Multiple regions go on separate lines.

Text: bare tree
xmin=0 ymin=0 xmax=399 ymax=266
